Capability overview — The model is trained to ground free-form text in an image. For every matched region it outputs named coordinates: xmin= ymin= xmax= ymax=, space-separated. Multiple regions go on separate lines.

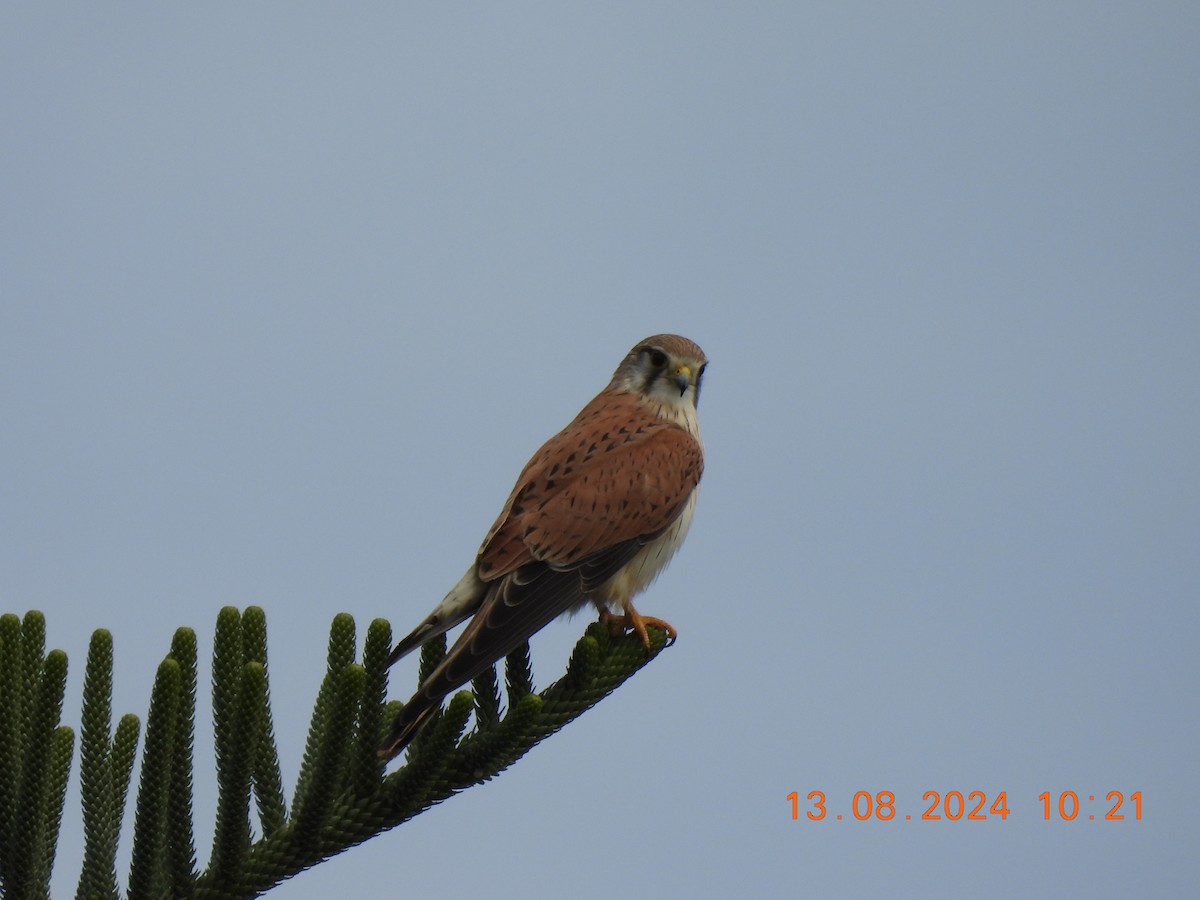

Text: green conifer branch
xmin=127 ymin=658 xmax=181 ymax=900
xmin=350 ymin=619 xmax=392 ymax=798
xmin=167 ymin=628 xmax=200 ymax=900
xmin=471 ymin=665 xmax=502 ymax=730
xmin=77 ymin=629 xmax=119 ymax=900
xmin=211 ymin=609 xmax=244 ymax=791
xmin=43 ymin=726 xmax=74 ymax=890
xmin=0 ymin=613 xmax=27 ymax=889
xmin=200 ymin=622 xmax=666 ymax=898
xmin=20 ymin=612 xmax=47 ymax=726
xmin=504 ymin=641 xmax=535 ymax=703
xmin=12 ymin=646 xmax=68 ymax=898
xmin=208 ymin=662 xmax=265 ymax=892
xmin=110 ymin=714 xmax=141 ymax=837
xmin=2 ymin=605 xmax=669 ymax=899
xmin=290 ymin=615 xmax=353 ymax=815
xmin=242 ymin=610 xmax=286 ymax=839
xmin=291 ymin=663 xmax=363 ymax=850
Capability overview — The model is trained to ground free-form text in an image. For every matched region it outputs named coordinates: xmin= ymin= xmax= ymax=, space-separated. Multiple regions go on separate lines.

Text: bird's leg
xmin=599 ymin=603 xmax=677 ymax=648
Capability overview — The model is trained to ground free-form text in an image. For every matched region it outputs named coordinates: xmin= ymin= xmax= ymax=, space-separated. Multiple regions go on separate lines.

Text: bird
xmin=379 ymin=334 xmax=707 ymax=759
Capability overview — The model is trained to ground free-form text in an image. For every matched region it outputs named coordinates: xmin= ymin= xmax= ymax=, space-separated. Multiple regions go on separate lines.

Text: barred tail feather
xmin=385 ymin=565 xmax=487 ymax=667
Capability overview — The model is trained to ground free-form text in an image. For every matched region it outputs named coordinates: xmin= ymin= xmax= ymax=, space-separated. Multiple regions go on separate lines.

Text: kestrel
xmin=379 ymin=334 xmax=707 ymax=759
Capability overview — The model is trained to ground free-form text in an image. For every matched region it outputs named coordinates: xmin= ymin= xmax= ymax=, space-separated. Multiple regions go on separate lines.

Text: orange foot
xmin=599 ymin=605 xmax=677 ymax=649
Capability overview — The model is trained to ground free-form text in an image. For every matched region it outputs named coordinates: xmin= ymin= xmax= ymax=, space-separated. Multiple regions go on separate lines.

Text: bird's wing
xmin=477 ymin=389 xmax=704 ymax=579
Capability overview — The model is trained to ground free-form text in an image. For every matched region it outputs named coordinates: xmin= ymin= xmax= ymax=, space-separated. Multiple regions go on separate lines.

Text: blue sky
xmin=2 ymin=4 xmax=1197 ymax=898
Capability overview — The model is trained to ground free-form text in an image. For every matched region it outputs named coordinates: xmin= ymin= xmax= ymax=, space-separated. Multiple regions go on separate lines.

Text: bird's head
xmin=612 ymin=334 xmax=708 ymax=416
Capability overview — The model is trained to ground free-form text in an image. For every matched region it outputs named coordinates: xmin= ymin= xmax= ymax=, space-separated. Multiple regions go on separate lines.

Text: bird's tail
xmin=385 ymin=565 xmax=486 ymax=667
xmin=377 ymin=698 xmax=437 ymax=760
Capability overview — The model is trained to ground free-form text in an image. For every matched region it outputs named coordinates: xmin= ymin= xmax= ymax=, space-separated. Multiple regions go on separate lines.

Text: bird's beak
xmin=672 ymin=365 xmax=692 ymax=395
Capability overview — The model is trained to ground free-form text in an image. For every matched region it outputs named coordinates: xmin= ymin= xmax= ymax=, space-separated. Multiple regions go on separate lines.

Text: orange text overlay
xmin=788 ymin=790 xmax=1143 ymax=822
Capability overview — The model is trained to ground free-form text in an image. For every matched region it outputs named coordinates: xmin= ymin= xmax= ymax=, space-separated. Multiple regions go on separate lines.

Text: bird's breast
xmin=595 ymin=488 xmax=699 ymax=608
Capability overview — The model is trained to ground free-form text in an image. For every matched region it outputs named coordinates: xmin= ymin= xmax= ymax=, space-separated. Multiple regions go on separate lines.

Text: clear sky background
xmin=3 ymin=4 xmax=1197 ymax=898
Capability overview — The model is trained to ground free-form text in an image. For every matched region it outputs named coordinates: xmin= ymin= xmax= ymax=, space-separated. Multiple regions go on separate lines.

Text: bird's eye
xmin=648 ymin=349 xmax=668 ymax=368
